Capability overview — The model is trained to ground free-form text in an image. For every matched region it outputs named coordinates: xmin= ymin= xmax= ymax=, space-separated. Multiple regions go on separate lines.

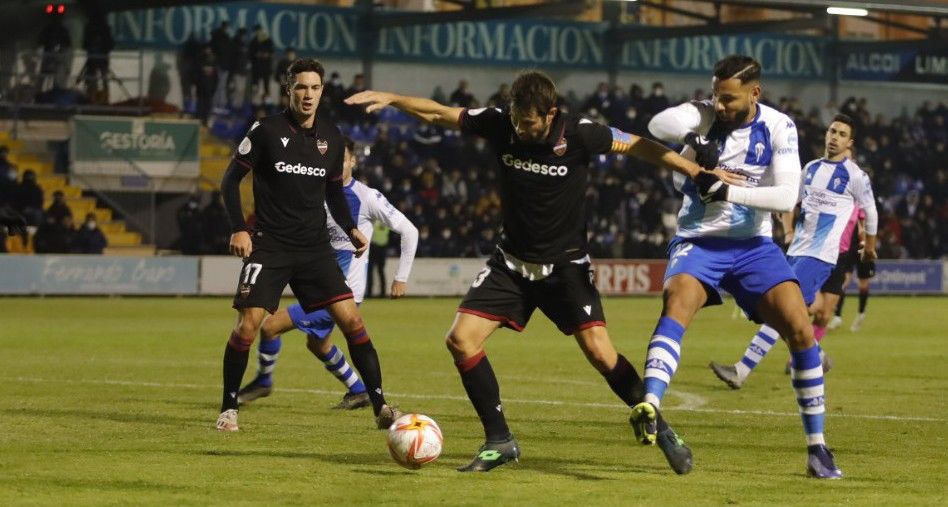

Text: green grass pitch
xmin=1 ymin=296 xmax=945 ymax=505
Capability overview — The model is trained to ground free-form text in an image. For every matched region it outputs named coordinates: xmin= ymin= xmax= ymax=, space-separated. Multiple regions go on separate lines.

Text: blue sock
xmin=316 ymin=342 xmax=366 ymax=394
xmin=643 ymin=316 xmax=685 ymax=407
xmin=790 ymin=345 xmax=826 ymax=446
xmin=734 ymin=325 xmax=780 ymax=379
xmin=254 ymin=336 xmax=282 ymax=387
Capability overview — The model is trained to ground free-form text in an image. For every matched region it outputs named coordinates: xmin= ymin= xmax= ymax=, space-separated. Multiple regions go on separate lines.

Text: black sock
xmin=858 ymin=289 xmax=869 ymax=313
xmin=344 ymin=326 xmax=385 ymax=415
xmin=457 ymin=351 xmax=511 ymax=442
xmin=835 ymin=292 xmax=846 ymax=317
xmin=604 ymin=354 xmax=669 ymax=432
xmin=221 ymin=332 xmax=250 ymax=412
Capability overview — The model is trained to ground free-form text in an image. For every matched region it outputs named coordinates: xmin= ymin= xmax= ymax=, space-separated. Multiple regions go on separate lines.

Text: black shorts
xmin=821 ymin=258 xmax=848 ymax=296
xmin=232 ymin=236 xmax=352 ymax=313
xmin=458 ymin=250 xmax=606 ymax=335
xmin=856 ymin=259 xmax=876 ymax=279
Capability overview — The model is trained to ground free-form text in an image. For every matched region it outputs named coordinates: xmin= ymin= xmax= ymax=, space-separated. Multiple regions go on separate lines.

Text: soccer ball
xmin=386 ymin=413 xmax=443 ymax=469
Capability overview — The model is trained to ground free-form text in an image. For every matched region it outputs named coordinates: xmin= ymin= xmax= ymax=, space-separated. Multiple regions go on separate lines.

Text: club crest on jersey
xmin=553 ymin=137 xmax=567 ymax=156
xmin=754 ymin=142 xmax=765 ymax=160
xmin=316 ymin=139 xmax=328 ymax=154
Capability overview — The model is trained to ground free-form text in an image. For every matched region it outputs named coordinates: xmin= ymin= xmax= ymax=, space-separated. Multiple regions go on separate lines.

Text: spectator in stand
xmin=33 ymin=214 xmax=75 ymax=254
xmin=273 ymin=47 xmax=296 ymax=91
xmin=0 ymin=149 xmax=17 ymax=208
xmin=642 ymin=81 xmax=669 ymax=117
xmin=210 ymin=21 xmax=232 ymax=109
xmin=45 ymin=190 xmax=72 ymax=224
xmin=15 ymin=169 xmax=44 ymax=227
xmin=176 ymin=193 xmax=204 ymax=255
xmin=201 ymin=190 xmax=230 ymax=255
xmin=486 ymin=83 xmax=509 ymax=107
xmin=178 ymin=32 xmax=202 ymax=112
xmin=343 ymin=73 xmax=368 ymax=125
xmin=323 ymin=70 xmax=346 ymax=121
xmin=195 ymin=46 xmax=218 ymax=125
xmin=74 ymin=212 xmax=107 ymax=254
xmin=449 ymin=80 xmax=475 ymax=107
xmin=230 ymin=27 xmax=250 ymax=110
xmin=583 ymin=82 xmax=614 ymax=118
xmin=249 ymin=25 xmax=274 ymax=103
xmin=80 ymin=5 xmax=114 ymax=104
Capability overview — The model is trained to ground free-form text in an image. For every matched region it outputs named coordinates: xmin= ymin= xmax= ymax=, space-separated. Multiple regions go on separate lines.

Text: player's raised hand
xmin=390 ymin=281 xmax=407 ymax=299
xmin=684 ymin=132 xmax=719 ymax=170
xmin=349 ymin=228 xmax=369 ymax=257
xmin=694 ymin=170 xmax=729 ymax=204
xmin=345 ymin=90 xmax=395 ymax=114
xmin=229 ymin=230 xmax=252 ymax=258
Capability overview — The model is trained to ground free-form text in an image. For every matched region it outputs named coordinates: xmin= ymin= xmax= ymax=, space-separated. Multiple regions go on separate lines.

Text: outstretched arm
xmin=608 ymin=127 xmax=745 ymax=185
xmin=346 ymin=91 xmax=464 ymax=129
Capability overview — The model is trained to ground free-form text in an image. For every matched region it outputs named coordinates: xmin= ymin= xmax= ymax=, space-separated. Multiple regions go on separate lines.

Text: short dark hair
xmin=713 ymin=55 xmax=761 ymax=84
xmin=510 ymin=70 xmax=558 ymax=115
xmin=285 ymin=58 xmax=325 ymax=88
xmin=831 ymin=113 xmax=856 ymax=138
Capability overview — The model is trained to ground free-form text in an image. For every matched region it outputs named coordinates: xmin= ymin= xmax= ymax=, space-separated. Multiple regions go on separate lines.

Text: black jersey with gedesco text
xmin=233 ymin=110 xmax=345 ymax=250
xmin=459 ymin=107 xmax=616 ymax=263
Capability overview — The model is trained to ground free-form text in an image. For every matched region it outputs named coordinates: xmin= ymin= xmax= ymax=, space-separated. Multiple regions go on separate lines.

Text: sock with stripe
xmin=312 ymin=340 xmax=367 ymax=395
xmin=813 ymin=325 xmax=827 ymax=343
xmin=221 ymin=331 xmax=252 ymax=412
xmin=790 ymin=345 xmax=826 ymax=446
xmin=253 ymin=336 xmax=281 ymax=387
xmin=858 ymin=289 xmax=869 ymax=314
xmin=456 ymin=351 xmax=511 ymax=442
xmin=734 ymin=325 xmax=780 ymax=380
xmin=343 ymin=326 xmax=385 ymax=415
xmin=605 ymin=354 xmax=670 ymax=432
xmin=643 ymin=316 xmax=685 ymax=408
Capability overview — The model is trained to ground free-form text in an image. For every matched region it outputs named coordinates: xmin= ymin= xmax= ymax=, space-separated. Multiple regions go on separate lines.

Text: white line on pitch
xmin=8 ymin=376 xmax=944 ymax=423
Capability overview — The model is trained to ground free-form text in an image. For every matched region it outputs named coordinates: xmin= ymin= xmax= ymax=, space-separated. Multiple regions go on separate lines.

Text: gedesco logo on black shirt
xmin=274 ymin=161 xmax=327 ymax=177
xmin=501 ymin=153 xmax=568 ymax=177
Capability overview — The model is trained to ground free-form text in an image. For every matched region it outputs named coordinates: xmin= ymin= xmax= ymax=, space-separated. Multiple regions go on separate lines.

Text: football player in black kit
xmin=347 ymin=71 xmax=742 ymax=473
xmin=216 ymin=58 xmax=400 ymax=433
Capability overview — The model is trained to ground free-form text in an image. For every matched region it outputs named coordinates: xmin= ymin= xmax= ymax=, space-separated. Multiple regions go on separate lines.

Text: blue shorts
xmin=665 ymin=236 xmax=797 ymax=323
xmin=287 ymin=302 xmax=361 ymax=339
xmin=787 ymin=256 xmax=834 ymax=306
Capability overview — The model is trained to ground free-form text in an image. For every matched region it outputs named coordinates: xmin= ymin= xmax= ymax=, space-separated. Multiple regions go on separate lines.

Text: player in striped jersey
xmin=639 ymin=55 xmax=846 ymax=478
xmin=237 ymin=137 xmax=419 ymax=415
xmin=709 ymin=114 xmax=877 ymax=391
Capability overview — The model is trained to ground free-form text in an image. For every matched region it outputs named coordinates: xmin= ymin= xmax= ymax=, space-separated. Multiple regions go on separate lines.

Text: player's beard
xmin=714 ymin=107 xmax=750 ymax=133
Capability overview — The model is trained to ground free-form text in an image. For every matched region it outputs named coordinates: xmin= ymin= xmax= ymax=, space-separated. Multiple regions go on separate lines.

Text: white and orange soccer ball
xmin=386 ymin=413 xmax=443 ymax=469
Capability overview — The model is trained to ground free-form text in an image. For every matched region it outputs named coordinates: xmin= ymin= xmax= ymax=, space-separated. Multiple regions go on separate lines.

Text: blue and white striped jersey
xmin=663 ymin=102 xmax=801 ymax=239
xmin=787 ymin=158 xmax=876 ymax=264
xmin=325 ymin=180 xmax=417 ymax=303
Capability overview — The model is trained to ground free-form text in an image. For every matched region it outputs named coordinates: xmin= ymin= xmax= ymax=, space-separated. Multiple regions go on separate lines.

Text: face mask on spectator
xmin=653 ymin=87 xmax=664 ymax=97
xmin=85 ymin=221 xmax=96 ymax=230
xmin=188 ymin=201 xmax=198 ymax=209
xmin=6 ymin=169 xmax=15 ymax=180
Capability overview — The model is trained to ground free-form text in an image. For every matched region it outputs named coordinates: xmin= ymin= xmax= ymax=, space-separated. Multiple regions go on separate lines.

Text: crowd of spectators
xmin=175 ymin=191 xmax=230 ymax=256
xmin=0 ymin=146 xmax=107 ymax=254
